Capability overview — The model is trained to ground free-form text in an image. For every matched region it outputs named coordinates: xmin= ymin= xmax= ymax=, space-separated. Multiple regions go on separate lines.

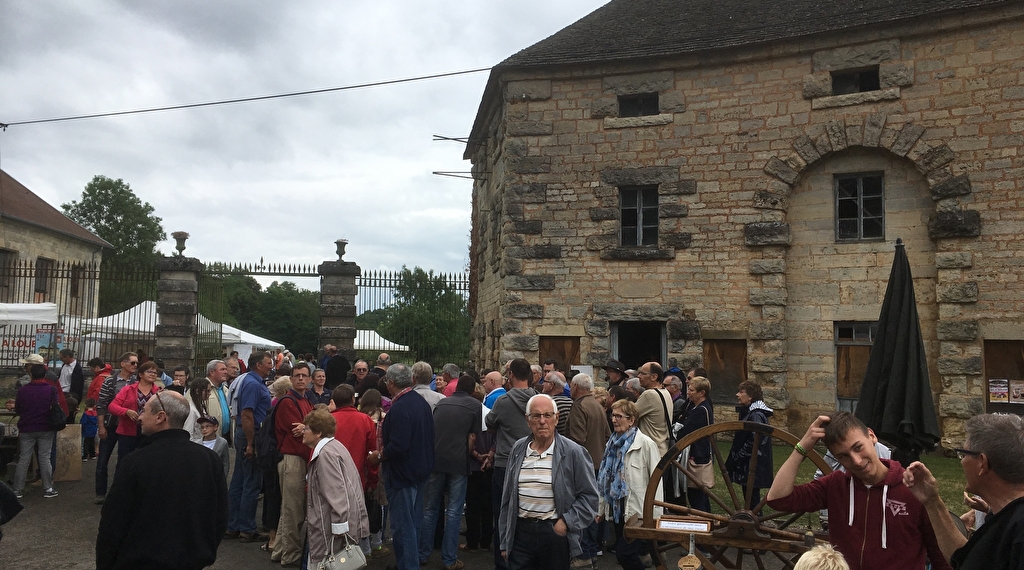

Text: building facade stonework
xmin=465 ymin=1 xmax=1024 ymax=444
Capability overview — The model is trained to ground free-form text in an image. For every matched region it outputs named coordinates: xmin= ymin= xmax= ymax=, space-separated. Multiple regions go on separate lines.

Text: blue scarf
xmin=598 ymin=426 xmax=637 ymax=523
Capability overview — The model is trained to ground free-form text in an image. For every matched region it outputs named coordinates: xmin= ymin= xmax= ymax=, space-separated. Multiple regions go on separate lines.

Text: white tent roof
xmin=355 ymin=329 xmax=409 ymax=352
xmin=0 ymin=302 xmax=59 ymax=325
xmin=222 ymin=324 xmax=284 ymax=350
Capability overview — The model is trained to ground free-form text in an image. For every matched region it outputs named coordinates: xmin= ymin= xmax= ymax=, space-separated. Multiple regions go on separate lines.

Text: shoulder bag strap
xmin=654 ymin=389 xmax=672 ymax=431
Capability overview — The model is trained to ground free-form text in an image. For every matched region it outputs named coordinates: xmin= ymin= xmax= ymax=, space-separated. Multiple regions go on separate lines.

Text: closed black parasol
xmin=855 ymin=238 xmax=941 ymax=466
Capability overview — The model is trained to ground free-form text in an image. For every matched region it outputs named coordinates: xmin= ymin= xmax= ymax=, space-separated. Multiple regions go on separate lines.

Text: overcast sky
xmin=0 ymin=0 xmax=607 ymax=286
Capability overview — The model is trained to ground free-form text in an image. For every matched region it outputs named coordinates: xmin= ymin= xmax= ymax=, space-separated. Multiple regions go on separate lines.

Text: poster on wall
xmin=1010 ymin=380 xmax=1024 ymax=403
xmin=989 ymin=378 xmax=1009 ymax=403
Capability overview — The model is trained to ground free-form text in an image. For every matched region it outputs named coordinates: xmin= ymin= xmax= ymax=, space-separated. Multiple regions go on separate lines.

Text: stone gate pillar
xmin=319 ymin=240 xmax=360 ymax=355
xmin=154 ymin=254 xmax=202 ymax=372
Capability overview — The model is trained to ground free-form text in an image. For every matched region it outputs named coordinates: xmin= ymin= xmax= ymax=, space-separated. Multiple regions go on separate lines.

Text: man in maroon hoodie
xmin=767 ymin=412 xmax=950 ymax=570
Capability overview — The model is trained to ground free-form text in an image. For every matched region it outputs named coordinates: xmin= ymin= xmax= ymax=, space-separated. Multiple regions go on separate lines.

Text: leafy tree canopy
xmin=218 ymin=275 xmax=319 ymax=355
xmin=61 ymin=175 xmax=166 ymax=267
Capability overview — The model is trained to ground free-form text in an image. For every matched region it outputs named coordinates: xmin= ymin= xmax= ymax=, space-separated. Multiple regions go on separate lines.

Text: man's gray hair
xmin=386 ymin=363 xmax=413 ymax=388
xmin=206 ymin=359 xmax=225 ymax=376
xmin=157 ymin=391 xmax=190 ymax=429
xmin=442 ymin=363 xmax=460 ymax=377
xmin=626 ymin=377 xmax=643 ymax=393
xmin=666 ymin=375 xmax=683 ymax=390
xmin=412 ymin=361 xmax=433 ymax=385
xmin=570 ymin=373 xmax=594 ymax=392
xmin=966 ymin=413 xmax=1024 ymax=484
xmin=525 ymin=393 xmax=556 ymax=416
xmin=544 ymin=372 xmax=565 ymax=391
xmin=377 ymin=353 xmax=392 ymax=366
xmin=531 ymin=364 xmax=543 ymax=376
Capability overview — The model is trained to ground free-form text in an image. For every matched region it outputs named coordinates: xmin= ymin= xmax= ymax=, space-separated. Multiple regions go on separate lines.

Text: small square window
xmin=619 ymin=186 xmax=659 ymax=246
xmin=831 ymin=66 xmax=880 ymax=96
xmin=835 ymin=173 xmax=884 ymax=242
xmin=618 ymin=93 xmax=659 ymax=117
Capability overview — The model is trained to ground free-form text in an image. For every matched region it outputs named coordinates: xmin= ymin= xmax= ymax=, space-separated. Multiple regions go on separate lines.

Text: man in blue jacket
xmin=381 ymin=363 xmax=435 ymax=570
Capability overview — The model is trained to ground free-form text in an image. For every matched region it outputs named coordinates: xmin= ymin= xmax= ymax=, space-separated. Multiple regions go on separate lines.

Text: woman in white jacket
xmin=597 ymin=399 xmax=663 ymax=570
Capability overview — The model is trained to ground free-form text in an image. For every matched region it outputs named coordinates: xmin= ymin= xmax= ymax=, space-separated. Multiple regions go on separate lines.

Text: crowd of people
xmin=2 ymin=347 xmax=1021 ymax=570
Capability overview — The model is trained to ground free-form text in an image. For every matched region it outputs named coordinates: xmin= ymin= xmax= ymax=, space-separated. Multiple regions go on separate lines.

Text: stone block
xmin=157 ymin=301 xmax=197 ymax=315
xmin=507 ymin=121 xmax=553 ymax=136
xmin=590 ymin=208 xmax=619 ymax=221
xmin=814 ymin=133 xmax=833 ymax=156
xmin=500 ymin=320 xmax=524 ymax=334
xmin=792 ymin=135 xmax=821 ymax=164
xmin=320 ymin=305 xmax=357 ymax=317
xmin=659 ymin=204 xmax=689 ymax=218
xmin=915 ymin=145 xmax=956 ymax=174
xmin=508 ymin=184 xmax=548 ymax=204
xmin=604 ymin=115 xmax=673 ymax=129
xmin=825 ymin=120 xmax=848 ymax=152
xmin=586 ymin=234 xmax=618 ymax=251
xmin=930 ymin=174 xmax=972 ymax=200
xmin=744 ymin=222 xmax=791 ymax=246
xmin=749 ymin=259 xmax=786 ymax=274
xmin=812 ymin=39 xmax=900 ymax=71
xmin=153 ymin=346 xmax=194 ymax=360
xmin=889 ymin=123 xmax=926 ymax=156
xmin=504 ymin=275 xmax=556 ymax=290
xmin=667 ymin=320 xmax=701 ymax=340
xmin=928 ymin=210 xmax=981 ymax=239
xmin=810 ymin=88 xmax=901 ymax=109
xmin=663 ymin=179 xmax=697 ymax=195
xmin=750 ymin=321 xmax=785 ymax=340
xmin=504 ymin=80 xmax=551 ymax=101
xmin=939 ymin=395 xmax=985 ymax=420
xmin=600 ymin=247 xmax=675 ymax=260
xmin=157 ymin=279 xmax=198 ymax=293
xmin=154 ymin=325 xmax=195 ymax=338
xmin=660 ymin=232 xmax=693 ymax=249
xmin=602 ymin=71 xmax=674 ymax=95
xmin=591 ymin=96 xmax=618 ymax=118
xmin=587 ymin=351 xmax=612 ymax=368
xmin=585 ymin=320 xmax=610 ymax=337
xmin=753 ymin=191 xmax=788 ymax=211
xmin=512 ymin=221 xmax=543 ymax=235
xmin=600 ymin=166 xmax=678 ymax=186
xmin=317 ymin=260 xmax=361 ymax=277
xmin=862 ymin=113 xmax=887 ymax=147
xmin=660 ymin=90 xmax=686 ymax=113
xmin=507 ymin=245 xmax=561 ymax=259
xmin=501 ymin=257 xmax=523 ymax=276
xmin=319 ymin=281 xmax=357 ymax=296
xmin=936 ymin=320 xmax=979 ymax=341
xmin=878 ymin=62 xmax=913 ymax=88
xmin=938 ymin=356 xmax=983 ymax=376
xmin=319 ymin=326 xmax=356 ymax=339
xmin=510 ymin=156 xmax=551 ymax=174
xmin=935 ymin=252 xmax=972 ymax=269
xmin=505 ymin=138 xmax=528 ymax=157
xmin=937 ymin=282 xmax=979 ymax=304
xmin=593 ymin=303 xmax=681 ymax=320
xmin=802 ymin=72 xmax=832 ymax=99
xmin=749 ymin=288 xmax=788 ymax=306
xmin=764 ymin=157 xmax=798 ymax=184
xmin=156 ymin=256 xmax=203 ymax=272
xmin=750 ymin=355 xmax=787 ymax=373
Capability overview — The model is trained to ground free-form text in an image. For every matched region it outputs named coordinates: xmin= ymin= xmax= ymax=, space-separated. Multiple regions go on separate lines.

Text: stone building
xmin=464 ymin=0 xmax=1024 ymax=443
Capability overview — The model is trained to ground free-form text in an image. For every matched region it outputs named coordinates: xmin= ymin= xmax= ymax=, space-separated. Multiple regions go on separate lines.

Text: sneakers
xmin=570 ymin=558 xmax=593 ymax=569
xmin=43 ymin=488 xmax=58 ymax=498
xmin=95 ymin=495 xmax=105 ymax=505
xmin=82 ymin=457 xmax=89 ymax=462
xmin=371 ymin=546 xmax=391 ymax=559
xmin=14 ymin=491 xmax=23 ymax=500
xmin=443 ymin=561 xmax=464 ymax=570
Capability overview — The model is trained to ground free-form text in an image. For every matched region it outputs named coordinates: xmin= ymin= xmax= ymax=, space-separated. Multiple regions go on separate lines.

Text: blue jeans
xmin=95 ymin=429 xmax=119 ymax=496
xmin=386 ymin=478 xmax=426 ymax=570
xmin=419 ymin=472 xmax=468 ymax=566
xmin=228 ymin=429 xmax=263 ymax=533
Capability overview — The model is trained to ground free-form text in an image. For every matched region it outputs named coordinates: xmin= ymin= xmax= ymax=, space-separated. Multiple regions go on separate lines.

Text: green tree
xmin=62 ymin=175 xmax=166 ymax=268
xmin=373 ymin=266 xmax=470 ymax=366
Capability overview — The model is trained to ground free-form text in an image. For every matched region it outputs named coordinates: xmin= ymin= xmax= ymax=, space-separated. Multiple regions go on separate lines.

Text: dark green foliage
xmin=219 ymin=275 xmax=319 ymax=355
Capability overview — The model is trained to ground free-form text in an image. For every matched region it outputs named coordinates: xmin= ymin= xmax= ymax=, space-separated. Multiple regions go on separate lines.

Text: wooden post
xmin=53 ymin=424 xmax=82 ymax=482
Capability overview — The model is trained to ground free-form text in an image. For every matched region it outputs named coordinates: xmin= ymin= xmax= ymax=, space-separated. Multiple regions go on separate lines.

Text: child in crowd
xmin=65 ymin=395 xmax=79 ymax=424
xmin=794 ymin=544 xmax=849 ymax=570
xmin=197 ymin=415 xmax=229 ymax=478
xmin=80 ymin=398 xmax=98 ymax=461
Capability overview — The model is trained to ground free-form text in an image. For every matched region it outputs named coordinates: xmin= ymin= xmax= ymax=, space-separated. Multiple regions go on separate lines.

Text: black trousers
xmin=492 ymin=467 xmax=507 ymax=570
xmin=507 ymin=518 xmax=569 ymax=570
xmin=465 ymin=469 xmax=493 ymax=549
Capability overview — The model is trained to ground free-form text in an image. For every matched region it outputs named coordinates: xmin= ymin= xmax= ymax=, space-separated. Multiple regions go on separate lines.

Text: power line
xmin=0 ymin=67 xmax=492 ymax=128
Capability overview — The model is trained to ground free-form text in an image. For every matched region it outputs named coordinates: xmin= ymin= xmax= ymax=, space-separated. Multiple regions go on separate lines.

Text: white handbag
xmin=315 ymin=533 xmax=366 ymax=570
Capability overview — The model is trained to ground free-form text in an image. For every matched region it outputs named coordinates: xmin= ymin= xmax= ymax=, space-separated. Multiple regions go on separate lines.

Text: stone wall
xmin=467 ymin=5 xmax=1024 ymax=442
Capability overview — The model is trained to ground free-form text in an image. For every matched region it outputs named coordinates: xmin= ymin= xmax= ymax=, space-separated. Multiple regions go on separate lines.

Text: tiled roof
xmin=0 ymin=169 xmax=112 ymax=249
xmin=500 ymin=0 xmax=1015 ymax=68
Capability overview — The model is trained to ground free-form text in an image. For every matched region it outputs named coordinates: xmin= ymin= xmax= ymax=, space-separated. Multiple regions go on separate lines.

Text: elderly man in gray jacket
xmin=498 ymin=394 xmax=598 ymax=570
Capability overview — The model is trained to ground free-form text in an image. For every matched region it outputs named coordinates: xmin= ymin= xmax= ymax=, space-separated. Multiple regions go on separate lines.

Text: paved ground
xmin=1 ymin=451 xmax=630 ymax=570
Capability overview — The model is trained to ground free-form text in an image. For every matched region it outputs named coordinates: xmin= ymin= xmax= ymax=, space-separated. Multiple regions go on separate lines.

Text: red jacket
xmin=87 ymin=365 xmax=113 ymax=403
xmin=108 ymin=382 xmax=161 ymax=437
xmin=767 ymin=459 xmax=950 ymax=570
xmin=331 ymin=405 xmax=378 ymax=490
xmin=274 ymin=391 xmax=313 ymax=461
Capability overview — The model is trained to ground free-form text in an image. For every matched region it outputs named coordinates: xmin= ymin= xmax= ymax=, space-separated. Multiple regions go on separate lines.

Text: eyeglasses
xmin=954 ymin=448 xmax=981 ymax=460
xmin=126 ymin=360 xmax=139 ymax=366
xmin=528 ymin=412 xmax=556 ymax=421
xmin=610 ymin=413 xmax=631 ymax=420
xmin=355 ymin=368 xmax=368 ymax=372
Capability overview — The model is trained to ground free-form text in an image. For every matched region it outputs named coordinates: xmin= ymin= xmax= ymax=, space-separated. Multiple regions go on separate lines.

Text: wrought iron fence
xmin=354 ymin=268 xmax=471 ymax=368
xmin=195 ymin=272 xmax=225 ymax=377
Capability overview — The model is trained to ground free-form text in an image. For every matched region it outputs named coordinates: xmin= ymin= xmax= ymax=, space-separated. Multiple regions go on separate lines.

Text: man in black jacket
xmin=96 ymin=390 xmax=228 ymax=570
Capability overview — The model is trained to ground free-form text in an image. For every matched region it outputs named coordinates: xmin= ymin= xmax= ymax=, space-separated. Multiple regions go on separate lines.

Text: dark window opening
xmin=0 ymin=249 xmax=14 ymax=288
xmin=618 ymin=93 xmax=660 ymax=117
xmin=831 ymin=66 xmax=881 ymax=96
xmin=835 ymin=322 xmax=878 ymax=413
xmin=703 ymin=339 xmax=748 ymax=405
xmin=983 ymin=340 xmax=1024 ymax=414
xmin=619 ymin=185 xmax=659 ymax=246
xmin=71 ymin=264 xmax=83 ymax=298
xmin=34 ymin=257 xmax=52 ymax=296
xmin=613 ymin=321 xmax=665 ymax=371
xmin=836 ymin=173 xmax=884 ymax=242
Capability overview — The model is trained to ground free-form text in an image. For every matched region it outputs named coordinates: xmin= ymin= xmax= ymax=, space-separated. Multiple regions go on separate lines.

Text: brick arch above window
xmin=747 ymin=113 xmax=981 ymax=246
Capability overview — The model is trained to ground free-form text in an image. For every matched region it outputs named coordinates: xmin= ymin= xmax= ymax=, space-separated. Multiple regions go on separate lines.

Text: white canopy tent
xmin=354 ymin=329 xmax=409 ymax=352
xmin=222 ymin=324 xmax=284 ymax=350
xmin=0 ymin=302 xmax=59 ymax=325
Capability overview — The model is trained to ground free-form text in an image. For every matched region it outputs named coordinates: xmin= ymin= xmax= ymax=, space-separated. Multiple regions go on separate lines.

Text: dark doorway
xmin=613 ymin=321 xmax=665 ymax=370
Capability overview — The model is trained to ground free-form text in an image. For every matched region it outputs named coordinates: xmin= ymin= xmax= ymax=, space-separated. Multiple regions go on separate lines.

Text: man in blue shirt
xmin=225 ymin=351 xmax=272 ymax=543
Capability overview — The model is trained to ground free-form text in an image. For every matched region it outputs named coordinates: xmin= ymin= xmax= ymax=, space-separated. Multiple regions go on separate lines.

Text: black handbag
xmin=47 ymin=388 xmax=68 ymax=432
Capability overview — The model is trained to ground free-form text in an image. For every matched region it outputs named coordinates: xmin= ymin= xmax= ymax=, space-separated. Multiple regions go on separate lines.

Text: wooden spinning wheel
xmin=623 ymin=421 xmax=833 ymax=569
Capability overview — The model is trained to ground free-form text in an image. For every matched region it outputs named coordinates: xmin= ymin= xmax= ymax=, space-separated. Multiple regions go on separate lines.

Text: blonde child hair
xmin=793 ymin=544 xmax=849 ymax=570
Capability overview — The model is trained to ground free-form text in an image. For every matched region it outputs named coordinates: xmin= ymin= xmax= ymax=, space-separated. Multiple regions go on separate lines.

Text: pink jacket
xmin=108 ymin=382 xmax=162 ymax=437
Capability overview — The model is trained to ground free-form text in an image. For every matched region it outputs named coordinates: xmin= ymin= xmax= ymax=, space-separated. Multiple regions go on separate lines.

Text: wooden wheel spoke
xmin=744 ymin=433 xmax=763 ymax=510
xmin=710 ymin=438 xmax=741 ymax=511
